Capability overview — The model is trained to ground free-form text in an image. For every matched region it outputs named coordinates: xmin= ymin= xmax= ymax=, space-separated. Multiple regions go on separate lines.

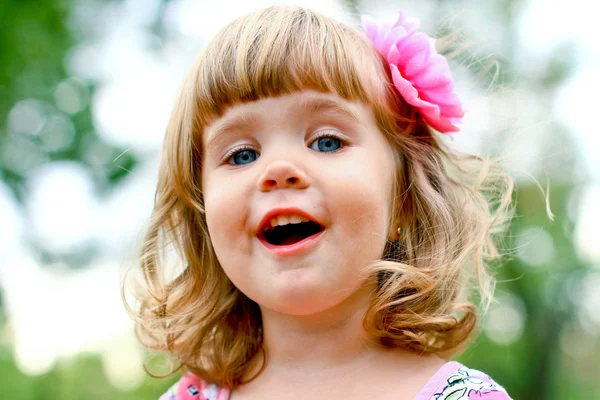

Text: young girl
xmin=127 ymin=6 xmax=513 ymax=400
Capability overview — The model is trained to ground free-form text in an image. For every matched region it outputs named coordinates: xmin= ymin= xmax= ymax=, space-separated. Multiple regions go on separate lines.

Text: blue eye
xmin=310 ymin=136 xmax=342 ymax=152
xmin=231 ymin=149 xmax=258 ymax=165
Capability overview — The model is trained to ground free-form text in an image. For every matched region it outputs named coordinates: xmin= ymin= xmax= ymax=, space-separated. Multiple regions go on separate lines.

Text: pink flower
xmin=361 ymin=13 xmax=464 ymax=133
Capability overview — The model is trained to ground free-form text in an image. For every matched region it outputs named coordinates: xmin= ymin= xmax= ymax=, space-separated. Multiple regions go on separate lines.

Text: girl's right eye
xmin=229 ymin=148 xmax=258 ymax=165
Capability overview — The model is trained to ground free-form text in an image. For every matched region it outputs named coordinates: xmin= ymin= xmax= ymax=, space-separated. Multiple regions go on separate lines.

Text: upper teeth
xmin=267 ymin=214 xmax=310 ymax=230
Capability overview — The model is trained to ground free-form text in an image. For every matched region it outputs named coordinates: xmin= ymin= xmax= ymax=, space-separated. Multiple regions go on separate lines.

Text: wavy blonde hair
xmin=124 ymin=5 xmax=513 ymax=389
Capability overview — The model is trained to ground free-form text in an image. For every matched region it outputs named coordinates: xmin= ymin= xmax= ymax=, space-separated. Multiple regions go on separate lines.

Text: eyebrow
xmin=298 ymin=97 xmax=362 ymax=126
xmin=206 ymin=96 xmax=362 ymax=150
xmin=206 ymin=112 xmax=261 ymax=150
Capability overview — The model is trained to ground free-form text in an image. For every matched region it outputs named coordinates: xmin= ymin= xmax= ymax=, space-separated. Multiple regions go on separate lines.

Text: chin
xmin=262 ymin=295 xmax=340 ymax=316
xmin=259 ymin=277 xmax=365 ymax=317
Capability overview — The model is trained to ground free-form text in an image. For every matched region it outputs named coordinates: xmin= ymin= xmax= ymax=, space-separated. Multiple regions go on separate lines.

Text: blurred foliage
xmin=0 ymin=0 xmax=137 ymax=206
xmin=0 ymin=348 xmax=177 ymax=399
xmin=458 ymin=181 xmax=595 ymax=399
xmin=0 ymin=0 xmax=598 ymax=399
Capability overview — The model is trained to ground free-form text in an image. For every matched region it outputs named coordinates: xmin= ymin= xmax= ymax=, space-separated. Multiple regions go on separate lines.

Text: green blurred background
xmin=0 ymin=0 xmax=598 ymax=399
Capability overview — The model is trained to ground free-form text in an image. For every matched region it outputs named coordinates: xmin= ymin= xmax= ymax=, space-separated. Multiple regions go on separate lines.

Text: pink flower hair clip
xmin=361 ymin=12 xmax=464 ymax=133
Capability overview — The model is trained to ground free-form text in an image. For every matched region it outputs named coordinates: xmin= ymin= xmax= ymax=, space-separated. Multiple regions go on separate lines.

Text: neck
xmin=258 ymin=283 xmax=376 ymax=373
xmin=236 ymin=283 xmax=446 ymax=396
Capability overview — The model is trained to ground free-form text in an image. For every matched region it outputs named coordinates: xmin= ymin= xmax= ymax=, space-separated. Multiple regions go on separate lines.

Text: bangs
xmin=192 ymin=6 xmax=391 ymax=126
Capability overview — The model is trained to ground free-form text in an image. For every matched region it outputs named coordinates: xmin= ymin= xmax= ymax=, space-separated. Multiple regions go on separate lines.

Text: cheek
xmin=327 ymin=157 xmax=393 ymax=255
xmin=339 ymin=183 xmax=389 ymax=248
xmin=203 ymin=177 xmax=250 ymax=257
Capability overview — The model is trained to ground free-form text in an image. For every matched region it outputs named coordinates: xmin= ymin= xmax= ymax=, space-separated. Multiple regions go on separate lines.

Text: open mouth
xmin=259 ymin=214 xmax=324 ymax=246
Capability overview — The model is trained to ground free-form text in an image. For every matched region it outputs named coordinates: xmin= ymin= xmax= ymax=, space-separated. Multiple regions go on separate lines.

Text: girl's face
xmin=202 ymin=91 xmax=396 ymax=316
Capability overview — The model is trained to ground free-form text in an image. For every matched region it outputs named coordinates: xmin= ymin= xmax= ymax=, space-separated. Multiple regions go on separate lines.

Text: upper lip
xmin=256 ymin=207 xmax=324 ymax=235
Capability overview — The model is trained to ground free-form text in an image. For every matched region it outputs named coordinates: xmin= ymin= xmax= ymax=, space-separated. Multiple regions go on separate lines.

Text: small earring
xmin=397 ymin=227 xmax=404 ymax=239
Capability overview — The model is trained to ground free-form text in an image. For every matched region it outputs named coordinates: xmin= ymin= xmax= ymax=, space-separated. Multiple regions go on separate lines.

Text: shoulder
xmin=159 ymin=373 xmax=230 ymax=400
xmin=415 ymin=361 xmax=513 ymax=400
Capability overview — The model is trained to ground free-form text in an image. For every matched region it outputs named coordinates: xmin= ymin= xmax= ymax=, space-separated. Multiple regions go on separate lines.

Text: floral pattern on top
xmin=159 ymin=373 xmax=228 ymax=400
xmin=159 ymin=363 xmax=511 ymax=400
xmin=430 ymin=367 xmax=510 ymax=400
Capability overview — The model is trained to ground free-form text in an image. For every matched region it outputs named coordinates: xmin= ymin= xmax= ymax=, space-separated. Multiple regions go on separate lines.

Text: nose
xmin=258 ymin=160 xmax=309 ymax=191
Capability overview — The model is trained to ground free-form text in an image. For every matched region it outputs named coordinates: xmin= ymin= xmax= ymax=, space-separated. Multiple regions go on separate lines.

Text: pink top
xmin=159 ymin=361 xmax=512 ymax=399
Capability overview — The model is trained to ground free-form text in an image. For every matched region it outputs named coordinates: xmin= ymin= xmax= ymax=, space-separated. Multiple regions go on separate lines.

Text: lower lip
xmin=259 ymin=230 xmax=325 ymax=256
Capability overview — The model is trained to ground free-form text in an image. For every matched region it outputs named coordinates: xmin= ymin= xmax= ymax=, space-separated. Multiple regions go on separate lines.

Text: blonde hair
xmin=124 ymin=5 xmax=513 ymax=389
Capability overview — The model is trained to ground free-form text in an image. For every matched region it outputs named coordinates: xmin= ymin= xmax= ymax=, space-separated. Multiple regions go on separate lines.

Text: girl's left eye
xmin=309 ymin=135 xmax=343 ymax=152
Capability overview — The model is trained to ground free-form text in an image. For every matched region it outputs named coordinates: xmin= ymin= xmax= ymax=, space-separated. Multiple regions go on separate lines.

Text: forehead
xmin=203 ymin=91 xmax=372 ymax=145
